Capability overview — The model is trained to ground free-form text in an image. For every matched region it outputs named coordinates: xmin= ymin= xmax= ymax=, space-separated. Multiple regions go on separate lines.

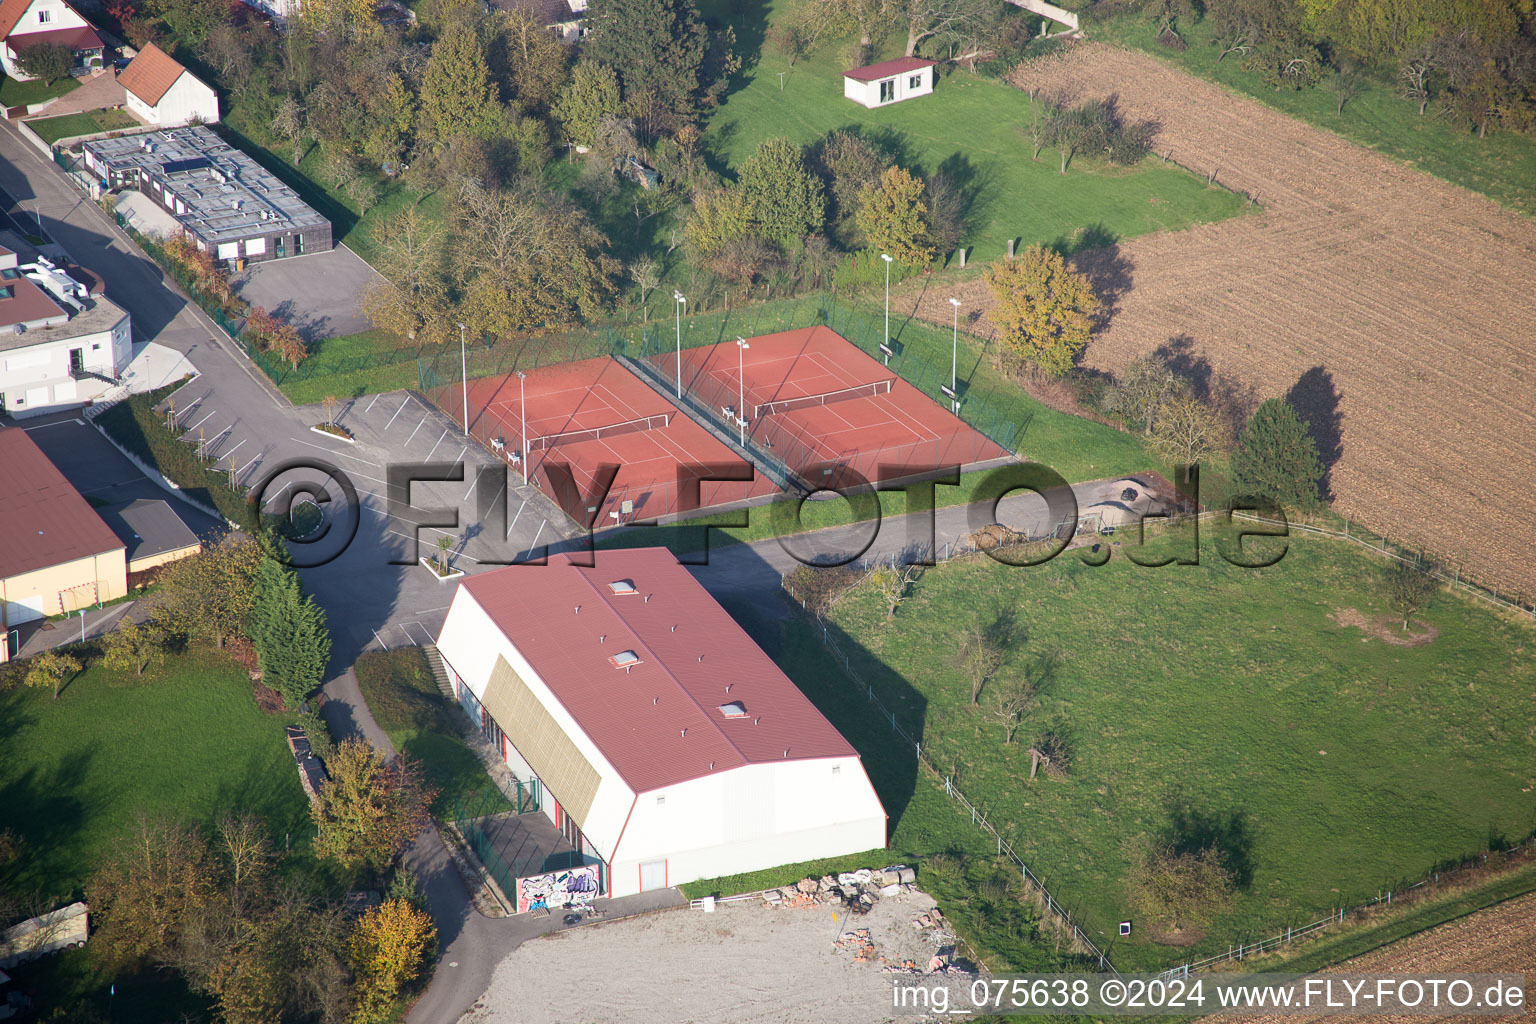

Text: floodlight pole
xmin=948 ymin=297 xmax=961 ymax=413
xmin=880 ymin=253 xmax=893 ymax=366
xmin=458 ymin=322 xmax=469 ymax=435
xmin=673 ymin=290 xmax=685 ymax=399
xmin=516 ymin=369 xmax=528 ymax=485
xmin=735 ymin=337 xmax=750 ymax=446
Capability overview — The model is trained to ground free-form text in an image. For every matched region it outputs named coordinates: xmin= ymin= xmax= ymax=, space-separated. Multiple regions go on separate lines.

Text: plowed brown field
xmin=900 ymin=44 xmax=1536 ymax=593
xmin=1217 ymin=890 xmax=1536 ymax=1023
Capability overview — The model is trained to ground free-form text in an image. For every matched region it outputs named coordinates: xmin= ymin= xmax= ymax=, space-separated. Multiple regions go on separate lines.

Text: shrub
xmin=781 ymin=564 xmax=864 ymax=615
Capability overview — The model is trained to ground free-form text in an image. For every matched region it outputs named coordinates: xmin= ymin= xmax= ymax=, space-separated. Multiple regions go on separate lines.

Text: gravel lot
xmin=458 ymin=887 xmax=962 ymax=1024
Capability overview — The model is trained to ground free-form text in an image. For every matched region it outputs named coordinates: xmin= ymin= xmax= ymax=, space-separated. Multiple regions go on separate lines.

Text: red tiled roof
xmin=0 ymin=426 xmax=124 ymax=579
xmin=118 ymin=42 xmax=186 ymax=106
xmin=5 ymin=25 xmax=101 ymax=51
xmin=460 ymin=548 xmax=859 ymax=793
xmin=0 ymin=0 xmax=32 ymax=40
xmin=843 ymin=56 xmax=936 ymax=82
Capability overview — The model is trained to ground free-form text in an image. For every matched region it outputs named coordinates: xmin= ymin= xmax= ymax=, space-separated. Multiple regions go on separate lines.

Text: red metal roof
xmin=0 ymin=425 xmax=124 ymax=579
xmin=4 ymin=24 xmax=102 ymax=51
xmin=843 ymin=56 xmax=936 ymax=82
xmin=460 ymin=548 xmax=859 ymax=794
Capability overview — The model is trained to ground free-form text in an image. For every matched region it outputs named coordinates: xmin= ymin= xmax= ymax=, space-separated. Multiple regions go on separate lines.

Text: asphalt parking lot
xmin=229 ymin=245 xmax=381 ymax=342
xmin=21 ymin=413 xmax=223 ymax=537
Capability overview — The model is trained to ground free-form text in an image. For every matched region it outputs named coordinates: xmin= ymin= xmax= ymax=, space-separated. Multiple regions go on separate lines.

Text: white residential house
xmin=235 ymin=0 xmax=300 ymax=20
xmin=0 ymin=0 xmax=103 ymax=81
xmin=0 ymin=246 xmax=131 ymax=419
xmin=434 ymin=548 xmax=888 ymax=900
xmin=842 ymin=56 xmax=936 ymax=109
xmin=118 ymin=43 xmax=219 ymax=127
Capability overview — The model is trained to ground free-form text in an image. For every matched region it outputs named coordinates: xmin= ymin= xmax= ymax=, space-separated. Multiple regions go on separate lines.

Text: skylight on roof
xmin=718 ymin=701 xmax=747 ymax=718
xmin=607 ymin=579 xmax=638 ymax=595
xmin=610 ymin=650 xmax=640 ymax=668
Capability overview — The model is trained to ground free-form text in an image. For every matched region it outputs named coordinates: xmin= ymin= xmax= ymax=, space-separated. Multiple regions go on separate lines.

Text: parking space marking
xmin=425 ymin=429 xmax=449 ymax=462
xmin=530 ymin=519 xmax=547 ymax=550
xmin=404 ymin=414 xmax=429 ymax=446
xmin=222 ymin=438 xmax=246 ymax=462
xmin=364 ymin=392 xmax=386 ymax=414
xmin=384 ymin=395 xmax=411 ymax=430
xmin=184 ymin=410 xmax=216 ymax=434
xmin=507 ymin=497 xmax=528 ymax=540
xmin=289 ymin=436 xmax=382 ymax=467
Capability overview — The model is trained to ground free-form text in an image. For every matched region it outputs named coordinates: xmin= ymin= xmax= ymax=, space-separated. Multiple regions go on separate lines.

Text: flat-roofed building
xmin=434 ymin=548 xmax=887 ymax=899
xmin=0 ymin=244 xmax=131 ymax=418
xmin=83 ymin=126 xmax=331 ymax=266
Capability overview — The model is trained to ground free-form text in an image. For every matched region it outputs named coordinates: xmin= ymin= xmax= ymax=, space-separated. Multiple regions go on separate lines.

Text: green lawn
xmin=1094 ymin=13 xmax=1536 ymax=215
xmin=681 ymin=595 xmax=1087 ymax=973
xmin=25 ymin=107 xmax=138 ymax=145
xmin=0 ymin=73 xmax=79 ymax=107
xmin=816 ymin=532 xmax=1536 ymax=970
xmin=0 ymin=648 xmax=311 ymax=904
xmin=353 ymin=649 xmax=514 ymax=818
xmin=705 ymin=0 xmax=1249 ymax=262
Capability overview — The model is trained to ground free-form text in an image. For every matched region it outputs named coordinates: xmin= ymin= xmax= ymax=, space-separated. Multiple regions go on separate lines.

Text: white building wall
xmin=843 ymin=66 xmax=934 ymax=109
xmin=2 ymin=0 xmax=91 ymax=79
xmin=0 ymin=316 xmax=130 ymax=417
xmin=124 ymin=90 xmax=156 ymax=124
xmin=435 ymin=587 xmax=638 ymax=856
xmin=607 ymin=757 xmax=886 ymax=897
xmin=142 ymin=73 xmax=220 ymax=127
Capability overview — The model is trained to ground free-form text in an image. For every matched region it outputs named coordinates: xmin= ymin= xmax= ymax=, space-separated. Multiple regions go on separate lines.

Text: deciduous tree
xmin=346 ymin=898 xmax=437 ymax=1024
xmin=1127 ymin=843 xmax=1234 ymax=936
xmin=855 ymin=166 xmax=934 ymax=266
xmin=15 ymin=42 xmax=72 ymax=85
xmin=985 ymin=244 xmax=1098 ymax=379
xmin=88 ymin=815 xmax=222 ymax=970
xmin=869 ymin=563 xmax=924 ymax=619
xmin=311 ymin=740 xmax=432 ymax=875
xmin=99 ymin=619 xmax=168 ymax=677
xmin=1148 ymin=392 xmax=1227 ymax=465
xmin=146 ymin=540 xmax=264 ymax=649
xmin=271 ymin=97 xmax=307 ymax=166
xmin=23 ymin=649 xmax=82 ymax=701
xmin=1385 ymin=558 xmax=1437 ymax=630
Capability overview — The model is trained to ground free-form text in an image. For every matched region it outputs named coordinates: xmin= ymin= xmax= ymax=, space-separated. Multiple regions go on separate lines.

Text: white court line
xmin=405 ymin=414 xmax=429 ymax=446
xmin=183 ymin=410 xmax=216 ymax=433
xmin=425 ymin=428 xmax=449 ymax=462
xmin=384 ymin=395 xmax=411 ymax=430
xmin=508 ymin=497 xmax=528 ymax=540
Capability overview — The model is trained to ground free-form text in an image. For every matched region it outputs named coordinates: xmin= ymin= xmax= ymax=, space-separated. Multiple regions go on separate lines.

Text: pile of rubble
xmin=759 ymin=865 xmax=918 ymax=913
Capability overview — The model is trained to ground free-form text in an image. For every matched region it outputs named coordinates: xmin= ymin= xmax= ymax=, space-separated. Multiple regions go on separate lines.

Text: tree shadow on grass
xmin=1163 ymin=797 xmax=1256 ymax=891
xmin=0 ymin=744 xmax=93 ymax=903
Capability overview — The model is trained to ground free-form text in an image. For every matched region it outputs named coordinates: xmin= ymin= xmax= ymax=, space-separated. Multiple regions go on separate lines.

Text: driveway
xmin=230 ymin=245 xmax=382 ymax=342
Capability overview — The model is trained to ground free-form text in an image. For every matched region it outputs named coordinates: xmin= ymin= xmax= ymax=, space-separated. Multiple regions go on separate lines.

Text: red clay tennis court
xmin=659 ymin=326 xmax=1008 ymax=489
xmin=444 ymin=357 xmax=755 ymax=524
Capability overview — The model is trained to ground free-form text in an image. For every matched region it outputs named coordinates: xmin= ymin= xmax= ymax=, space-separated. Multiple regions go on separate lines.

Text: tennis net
xmin=526 ymin=412 xmax=671 ymax=451
xmin=752 ymin=378 xmax=894 ymax=419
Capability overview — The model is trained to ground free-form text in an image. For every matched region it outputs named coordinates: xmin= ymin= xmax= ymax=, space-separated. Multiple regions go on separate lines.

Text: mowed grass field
xmin=354 ymin=648 xmax=514 ymax=818
xmin=0 ymin=649 xmax=310 ymax=903
xmin=817 ymin=533 xmax=1536 ymax=969
xmin=703 ymin=0 xmax=1248 ymax=261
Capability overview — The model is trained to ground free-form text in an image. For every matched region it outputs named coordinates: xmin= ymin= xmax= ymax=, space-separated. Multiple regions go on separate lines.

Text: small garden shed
xmin=842 ymin=56 xmax=936 ymax=109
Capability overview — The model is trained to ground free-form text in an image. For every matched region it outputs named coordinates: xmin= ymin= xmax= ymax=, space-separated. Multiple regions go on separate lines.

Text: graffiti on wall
xmin=516 ymin=864 xmax=600 ymax=914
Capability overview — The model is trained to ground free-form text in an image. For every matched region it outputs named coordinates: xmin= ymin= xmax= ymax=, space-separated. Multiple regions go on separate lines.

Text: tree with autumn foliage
xmin=854 ymin=166 xmax=935 ymax=266
xmin=244 ymin=306 xmax=308 ymax=368
xmin=346 ymin=898 xmax=437 ymax=1024
xmin=312 ymin=740 xmax=433 ymax=876
xmin=145 ymin=539 xmax=264 ymax=649
xmin=985 ymin=244 xmax=1099 ymax=379
xmin=23 ymin=649 xmax=82 ymax=701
